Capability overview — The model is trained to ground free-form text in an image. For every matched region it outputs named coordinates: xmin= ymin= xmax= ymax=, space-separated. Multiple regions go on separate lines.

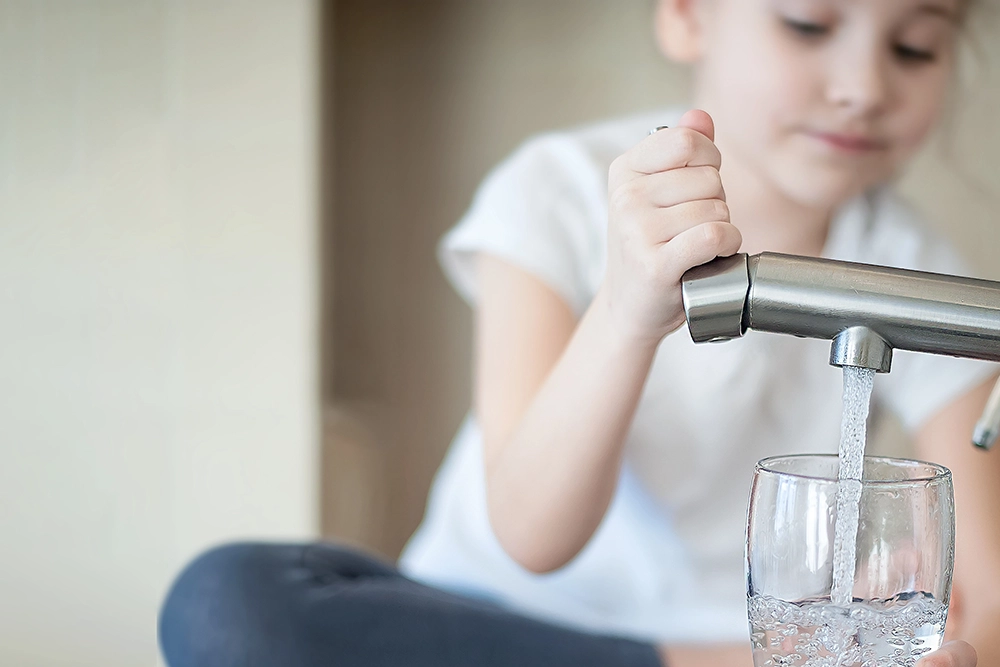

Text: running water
xmin=831 ymin=366 xmax=876 ymax=607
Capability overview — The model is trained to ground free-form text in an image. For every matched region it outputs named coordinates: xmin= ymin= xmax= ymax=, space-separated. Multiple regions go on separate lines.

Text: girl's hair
xmin=935 ymin=0 xmax=998 ymax=206
xmin=960 ymin=0 xmax=996 ymax=30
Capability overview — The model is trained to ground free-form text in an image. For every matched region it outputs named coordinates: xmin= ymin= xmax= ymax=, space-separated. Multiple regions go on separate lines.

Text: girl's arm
xmin=916 ymin=374 xmax=1000 ymax=665
xmin=477 ymin=256 xmax=659 ymax=573
xmin=477 ymin=109 xmax=740 ymax=573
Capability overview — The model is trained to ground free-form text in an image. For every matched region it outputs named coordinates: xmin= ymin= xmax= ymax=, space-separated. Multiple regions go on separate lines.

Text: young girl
xmin=160 ymin=1 xmax=995 ymax=665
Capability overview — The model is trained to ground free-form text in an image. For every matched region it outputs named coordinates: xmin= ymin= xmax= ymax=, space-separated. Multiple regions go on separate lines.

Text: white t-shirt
xmin=399 ymin=109 xmax=998 ymax=643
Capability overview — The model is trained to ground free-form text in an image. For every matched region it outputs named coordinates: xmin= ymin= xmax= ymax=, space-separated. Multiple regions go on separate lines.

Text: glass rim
xmin=755 ymin=453 xmax=951 ymax=486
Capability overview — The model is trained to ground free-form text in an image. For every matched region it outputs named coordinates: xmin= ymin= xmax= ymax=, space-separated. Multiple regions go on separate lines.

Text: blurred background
xmin=2 ymin=1 xmax=999 ymax=665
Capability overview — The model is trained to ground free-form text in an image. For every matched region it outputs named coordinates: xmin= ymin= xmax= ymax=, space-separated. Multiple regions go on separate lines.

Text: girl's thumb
xmin=677 ymin=109 xmax=715 ymax=142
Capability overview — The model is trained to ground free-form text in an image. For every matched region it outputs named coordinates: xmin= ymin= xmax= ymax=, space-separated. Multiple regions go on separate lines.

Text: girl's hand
xmin=604 ymin=109 xmax=741 ymax=345
xmin=918 ymin=641 xmax=977 ymax=667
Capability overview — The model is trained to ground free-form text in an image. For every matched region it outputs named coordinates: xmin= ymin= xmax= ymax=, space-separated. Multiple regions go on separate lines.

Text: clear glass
xmin=747 ymin=454 xmax=955 ymax=667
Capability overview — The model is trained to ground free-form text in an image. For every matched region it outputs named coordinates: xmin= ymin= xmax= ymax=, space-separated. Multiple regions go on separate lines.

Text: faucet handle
xmin=681 ymin=253 xmax=750 ymax=343
xmin=973 ymin=376 xmax=1000 ymax=450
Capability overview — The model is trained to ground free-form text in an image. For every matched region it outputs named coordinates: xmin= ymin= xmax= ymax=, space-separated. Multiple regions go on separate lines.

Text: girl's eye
xmin=782 ymin=17 xmax=830 ymax=37
xmin=894 ymin=44 xmax=936 ymax=63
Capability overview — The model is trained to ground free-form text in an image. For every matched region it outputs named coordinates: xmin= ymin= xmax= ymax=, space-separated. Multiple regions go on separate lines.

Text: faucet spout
xmin=830 ymin=327 xmax=893 ymax=373
xmin=682 ymin=252 xmax=1000 ymax=448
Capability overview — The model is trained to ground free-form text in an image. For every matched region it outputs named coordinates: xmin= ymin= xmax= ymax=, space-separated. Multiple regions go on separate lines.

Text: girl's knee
xmin=158 ymin=542 xmax=301 ymax=666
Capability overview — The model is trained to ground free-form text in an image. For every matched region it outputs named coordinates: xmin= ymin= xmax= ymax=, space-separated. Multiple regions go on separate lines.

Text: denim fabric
xmin=158 ymin=542 xmax=662 ymax=667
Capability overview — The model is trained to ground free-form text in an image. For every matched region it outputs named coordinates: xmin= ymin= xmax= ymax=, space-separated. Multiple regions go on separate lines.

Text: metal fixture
xmin=682 ymin=252 xmax=1000 ymax=449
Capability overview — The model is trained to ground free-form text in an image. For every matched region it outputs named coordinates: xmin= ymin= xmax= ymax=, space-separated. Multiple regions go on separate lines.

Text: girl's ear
xmin=654 ymin=0 xmax=707 ymax=64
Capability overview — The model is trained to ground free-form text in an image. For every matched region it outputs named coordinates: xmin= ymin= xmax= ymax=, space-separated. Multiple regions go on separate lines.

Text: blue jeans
xmin=158 ymin=542 xmax=662 ymax=667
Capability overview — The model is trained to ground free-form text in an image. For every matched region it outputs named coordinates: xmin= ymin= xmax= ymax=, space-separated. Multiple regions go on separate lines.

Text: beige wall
xmin=324 ymin=0 xmax=1000 ymax=557
xmin=0 ymin=2 xmax=319 ymax=665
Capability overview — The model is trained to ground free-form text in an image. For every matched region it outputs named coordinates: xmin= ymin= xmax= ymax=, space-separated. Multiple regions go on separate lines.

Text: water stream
xmin=831 ymin=366 xmax=876 ymax=607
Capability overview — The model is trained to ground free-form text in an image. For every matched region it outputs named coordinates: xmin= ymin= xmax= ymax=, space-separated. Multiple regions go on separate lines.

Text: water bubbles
xmin=748 ymin=594 xmax=946 ymax=667
xmin=841 ymin=646 xmax=863 ymax=665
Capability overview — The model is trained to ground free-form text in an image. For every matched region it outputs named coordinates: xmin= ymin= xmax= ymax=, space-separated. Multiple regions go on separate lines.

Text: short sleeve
xmin=439 ymin=134 xmax=602 ymax=317
xmin=871 ymin=208 xmax=999 ymax=431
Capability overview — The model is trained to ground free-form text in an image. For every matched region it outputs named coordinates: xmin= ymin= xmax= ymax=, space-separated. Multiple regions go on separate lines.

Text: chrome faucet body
xmin=681 ymin=252 xmax=1000 ymax=448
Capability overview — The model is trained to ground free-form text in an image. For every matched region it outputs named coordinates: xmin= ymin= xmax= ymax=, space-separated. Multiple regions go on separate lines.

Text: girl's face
xmin=687 ymin=0 xmax=960 ymax=210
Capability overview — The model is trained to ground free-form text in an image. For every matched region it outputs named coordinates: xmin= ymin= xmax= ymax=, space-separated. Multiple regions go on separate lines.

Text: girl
xmin=161 ymin=1 xmax=994 ymax=665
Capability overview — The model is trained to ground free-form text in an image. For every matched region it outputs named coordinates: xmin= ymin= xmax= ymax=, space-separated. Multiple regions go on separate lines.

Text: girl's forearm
xmin=485 ymin=285 xmax=660 ymax=573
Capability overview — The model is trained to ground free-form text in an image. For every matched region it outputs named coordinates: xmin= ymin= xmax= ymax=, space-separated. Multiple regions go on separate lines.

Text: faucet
xmin=681 ymin=252 xmax=1000 ymax=449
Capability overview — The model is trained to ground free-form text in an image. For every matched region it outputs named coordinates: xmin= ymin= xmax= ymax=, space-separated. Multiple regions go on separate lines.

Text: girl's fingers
xmin=629 ymin=126 xmax=722 ymax=173
xmin=675 ymin=109 xmax=715 ymax=142
xmin=635 ymin=199 xmax=731 ymax=245
xmin=610 ymin=126 xmax=722 ymax=190
xmin=917 ymin=641 xmax=977 ymax=667
xmin=659 ymin=221 xmax=743 ymax=282
xmin=611 ymin=166 xmax=725 ymax=212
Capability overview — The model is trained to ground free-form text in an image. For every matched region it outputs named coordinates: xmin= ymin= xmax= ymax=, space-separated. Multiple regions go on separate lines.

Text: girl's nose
xmin=825 ymin=48 xmax=890 ymax=116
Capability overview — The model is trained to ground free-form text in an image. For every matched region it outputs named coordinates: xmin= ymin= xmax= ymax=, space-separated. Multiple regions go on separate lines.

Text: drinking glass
xmin=747 ymin=454 xmax=954 ymax=667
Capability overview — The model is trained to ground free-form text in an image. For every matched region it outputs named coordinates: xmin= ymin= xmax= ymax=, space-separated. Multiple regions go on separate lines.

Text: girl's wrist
xmin=589 ymin=285 xmax=664 ymax=358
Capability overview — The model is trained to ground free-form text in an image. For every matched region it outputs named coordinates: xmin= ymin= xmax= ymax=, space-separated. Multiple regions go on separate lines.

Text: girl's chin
xmin=777 ymin=169 xmax=877 ymax=211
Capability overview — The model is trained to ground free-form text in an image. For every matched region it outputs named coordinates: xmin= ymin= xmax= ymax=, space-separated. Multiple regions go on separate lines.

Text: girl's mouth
xmin=805 ymin=131 xmax=888 ymax=153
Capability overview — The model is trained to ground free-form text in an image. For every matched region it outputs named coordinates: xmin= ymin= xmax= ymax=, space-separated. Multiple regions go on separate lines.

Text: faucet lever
xmin=973 ymin=377 xmax=1000 ymax=450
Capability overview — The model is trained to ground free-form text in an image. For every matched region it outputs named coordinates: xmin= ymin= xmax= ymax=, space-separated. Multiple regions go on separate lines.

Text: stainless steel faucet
xmin=681 ymin=252 xmax=1000 ymax=449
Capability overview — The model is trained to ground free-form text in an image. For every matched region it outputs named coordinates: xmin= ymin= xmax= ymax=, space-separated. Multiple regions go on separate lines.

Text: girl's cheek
xmin=758 ymin=59 xmax=817 ymax=127
xmin=896 ymin=75 xmax=951 ymax=155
